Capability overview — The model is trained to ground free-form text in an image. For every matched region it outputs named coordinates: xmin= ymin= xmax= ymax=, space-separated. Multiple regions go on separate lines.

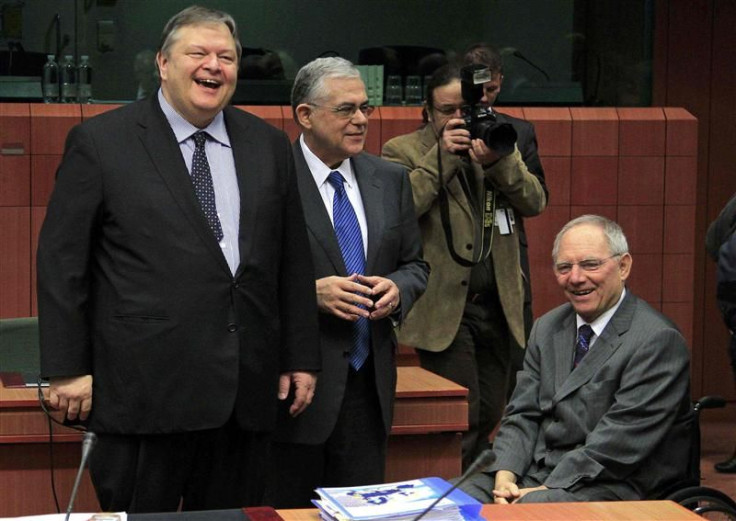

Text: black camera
xmin=460 ymin=64 xmax=517 ymax=157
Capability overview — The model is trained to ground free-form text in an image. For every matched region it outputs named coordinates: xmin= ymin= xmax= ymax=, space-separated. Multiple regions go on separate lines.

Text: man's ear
xmin=295 ymin=104 xmax=313 ymax=129
xmin=156 ymin=52 xmax=167 ymax=81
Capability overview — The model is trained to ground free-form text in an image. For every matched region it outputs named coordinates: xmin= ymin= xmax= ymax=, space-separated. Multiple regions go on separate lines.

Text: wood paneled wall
xmin=653 ymin=0 xmax=736 ymax=414
xmin=0 ymin=103 xmax=700 ymax=393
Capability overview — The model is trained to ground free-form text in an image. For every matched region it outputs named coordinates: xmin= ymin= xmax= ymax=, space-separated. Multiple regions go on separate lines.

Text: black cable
xmin=37 ymin=377 xmax=86 ymax=514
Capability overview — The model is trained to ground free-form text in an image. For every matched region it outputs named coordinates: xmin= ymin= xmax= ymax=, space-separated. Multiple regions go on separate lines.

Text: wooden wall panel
xmin=570 ymin=107 xmax=618 ymax=156
xmin=618 ymin=108 xmax=666 ymax=157
xmin=0 ymin=155 xmax=30 ymax=206
xmin=0 ymin=104 xmax=703 ymax=409
xmin=617 ymin=156 xmax=665 ymax=205
xmin=0 ymin=207 xmax=31 ymax=318
xmin=523 ymin=107 xmax=571 ymax=157
xmin=29 ymin=105 xmax=81 ymax=155
xmin=0 ymin=103 xmax=30 ymax=156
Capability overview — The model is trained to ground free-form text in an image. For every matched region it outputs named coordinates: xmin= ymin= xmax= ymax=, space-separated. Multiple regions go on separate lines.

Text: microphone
xmin=511 ymin=50 xmax=551 ymax=81
xmin=410 ymin=449 xmax=495 ymax=521
xmin=65 ymin=431 xmax=97 ymax=521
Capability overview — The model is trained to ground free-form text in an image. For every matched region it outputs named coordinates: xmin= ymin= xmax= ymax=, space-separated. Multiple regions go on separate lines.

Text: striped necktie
xmin=327 ymin=171 xmax=370 ymax=370
xmin=574 ymin=324 xmax=594 ymax=368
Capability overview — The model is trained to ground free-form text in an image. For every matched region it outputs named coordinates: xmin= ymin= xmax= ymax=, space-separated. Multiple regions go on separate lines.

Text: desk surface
xmin=277 ymin=501 xmax=703 ymax=521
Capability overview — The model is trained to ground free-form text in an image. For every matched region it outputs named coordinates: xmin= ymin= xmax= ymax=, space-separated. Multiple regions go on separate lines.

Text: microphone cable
xmin=37 ymin=376 xmax=87 ymax=514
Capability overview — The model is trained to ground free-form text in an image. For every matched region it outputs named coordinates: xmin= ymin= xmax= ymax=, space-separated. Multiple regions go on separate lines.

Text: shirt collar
xmin=157 ymin=89 xmax=231 ymax=147
xmin=299 ymin=134 xmax=356 ymax=189
xmin=576 ymin=287 xmax=627 ymax=338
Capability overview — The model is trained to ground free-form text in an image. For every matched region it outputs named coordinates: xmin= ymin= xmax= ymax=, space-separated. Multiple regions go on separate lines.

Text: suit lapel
xmin=552 ymin=310 xmax=577 ymax=392
xmin=292 ymin=142 xmax=347 ymax=275
xmin=352 ymin=155 xmax=383 ymax=273
xmin=224 ymin=106 xmax=260 ymax=277
xmin=553 ymin=292 xmax=635 ymax=403
xmin=136 ymin=98 xmax=230 ymax=274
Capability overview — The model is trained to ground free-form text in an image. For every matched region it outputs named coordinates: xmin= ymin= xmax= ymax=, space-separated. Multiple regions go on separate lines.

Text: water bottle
xmin=42 ymin=55 xmax=59 ymax=103
xmin=77 ymin=55 xmax=92 ymax=103
xmin=60 ymin=55 xmax=77 ymax=103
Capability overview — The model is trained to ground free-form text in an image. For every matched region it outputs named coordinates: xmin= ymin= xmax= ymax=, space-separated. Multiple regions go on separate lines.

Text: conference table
xmin=0 ymin=366 xmax=467 ymax=518
xmin=276 ymin=500 xmax=705 ymax=520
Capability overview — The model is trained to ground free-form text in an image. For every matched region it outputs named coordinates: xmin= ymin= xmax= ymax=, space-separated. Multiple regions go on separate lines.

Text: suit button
xmin=232 ymin=282 xmax=240 ymax=289
xmin=228 ymin=324 xmax=238 ymax=332
xmin=466 ymin=244 xmax=473 ymax=250
xmin=461 ymin=280 xmax=468 ymax=286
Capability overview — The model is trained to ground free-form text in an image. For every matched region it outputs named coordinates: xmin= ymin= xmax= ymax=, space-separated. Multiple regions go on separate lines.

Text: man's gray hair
xmin=291 ymin=57 xmax=362 ymax=119
xmin=158 ymin=5 xmax=242 ymax=61
xmin=552 ymin=214 xmax=629 ymax=262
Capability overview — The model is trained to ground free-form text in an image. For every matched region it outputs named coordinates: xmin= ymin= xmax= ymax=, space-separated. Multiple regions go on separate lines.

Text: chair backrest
xmin=0 ymin=317 xmax=40 ymax=373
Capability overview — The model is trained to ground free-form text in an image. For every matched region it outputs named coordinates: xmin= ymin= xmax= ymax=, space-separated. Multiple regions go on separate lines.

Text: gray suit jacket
xmin=273 ymin=142 xmax=429 ymax=445
xmin=472 ymin=291 xmax=692 ymax=499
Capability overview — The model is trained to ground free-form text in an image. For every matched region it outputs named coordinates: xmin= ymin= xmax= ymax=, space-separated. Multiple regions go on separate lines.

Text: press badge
xmin=495 ymin=208 xmax=515 ymax=235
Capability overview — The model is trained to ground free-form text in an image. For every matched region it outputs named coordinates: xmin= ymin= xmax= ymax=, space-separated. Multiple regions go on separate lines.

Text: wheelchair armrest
xmin=694 ymin=395 xmax=727 ymax=411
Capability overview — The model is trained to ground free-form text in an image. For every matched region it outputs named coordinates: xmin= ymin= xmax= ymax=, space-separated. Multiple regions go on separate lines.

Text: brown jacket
xmin=382 ymin=118 xmax=546 ymax=351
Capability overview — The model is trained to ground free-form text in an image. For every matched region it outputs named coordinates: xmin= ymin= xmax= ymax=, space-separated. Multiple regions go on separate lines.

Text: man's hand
xmin=48 ymin=375 xmax=93 ymax=422
xmin=468 ymin=138 xmax=501 ymax=166
xmin=316 ymin=274 xmax=374 ymax=321
xmin=441 ymin=118 xmax=472 ymax=155
xmin=356 ymin=275 xmax=400 ymax=320
xmin=278 ymin=371 xmax=317 ymax=417
xmin=492 ymin=470 xmax=520 ymax=504
xmin=516 ymin=485 xmax=548 ymax=501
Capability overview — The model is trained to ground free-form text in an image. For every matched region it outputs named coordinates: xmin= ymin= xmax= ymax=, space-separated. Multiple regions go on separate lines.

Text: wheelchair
xmin=659 ymin=396 xmax=736 ymax=520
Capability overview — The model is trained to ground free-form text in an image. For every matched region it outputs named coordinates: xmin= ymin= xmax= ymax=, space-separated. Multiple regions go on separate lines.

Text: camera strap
xmin=436 ymin=138 xmax=495 ymax=267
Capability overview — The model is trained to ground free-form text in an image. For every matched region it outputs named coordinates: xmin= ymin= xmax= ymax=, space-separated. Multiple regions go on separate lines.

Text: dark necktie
xmin=191 ymin=131 xmax=224 ymax=242
xmin=327 ymin=171 xmax=370 ymax=370
xmin=574 ymin=324 xmax=594 ymax=367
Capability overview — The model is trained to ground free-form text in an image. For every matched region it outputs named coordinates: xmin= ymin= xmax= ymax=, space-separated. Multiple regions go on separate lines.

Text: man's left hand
xmin=278 ymin=371 xmax=317 ymax=417
xmin=356 ymin=275 xmax=400 ymax=320
xmin=468 ymin=138 xmax=501 ymax=166
xmin=516 ymin=485 xmax=548 ymax=502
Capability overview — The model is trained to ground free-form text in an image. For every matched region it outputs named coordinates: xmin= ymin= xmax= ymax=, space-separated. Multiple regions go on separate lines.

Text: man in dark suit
xmin=264 ymin=57 xmax=429 ymax=508
xmin=36 ymin=6 xmax=320 ymax=513
xmin=459 ymin=215 xmax=692 ymax=503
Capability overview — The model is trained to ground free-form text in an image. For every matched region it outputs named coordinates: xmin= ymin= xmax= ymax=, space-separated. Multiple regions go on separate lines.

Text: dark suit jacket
xmin=469 ymin=291 xmax=693 ymax=500
xmin=273 ymin=142 xmax=429 ymax=445
xmin=37 ymin=96 xmax=320 ymax=434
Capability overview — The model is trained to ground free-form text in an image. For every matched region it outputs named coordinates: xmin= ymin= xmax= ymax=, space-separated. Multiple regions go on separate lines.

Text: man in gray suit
xmin=460 ymin=214 xmax=692 ymax=503
xmin=264 ymin=57 xmax=429 ymax=508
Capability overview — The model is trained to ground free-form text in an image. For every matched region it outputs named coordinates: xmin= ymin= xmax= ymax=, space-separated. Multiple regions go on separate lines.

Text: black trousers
xmin=89 ymin=416 xmax=270 ymax=513
xmin=418 ymin=296 xmax=513 ymax=471
xmin=264 ymin=356 xmax=387 ymax=509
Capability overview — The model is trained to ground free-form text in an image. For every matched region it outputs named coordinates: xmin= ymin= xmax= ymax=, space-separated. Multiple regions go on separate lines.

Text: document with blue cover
xmin=313 ymin=477 xmax=483 ymax=521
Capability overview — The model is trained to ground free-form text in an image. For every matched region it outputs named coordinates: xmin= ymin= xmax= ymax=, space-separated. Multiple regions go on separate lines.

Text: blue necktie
xmin=574 ymin=324 xmax=594 ymax=368
xmin=191 ymin=131 xmax=224 ymax=242
xmin=327 ymin=171 xmax=370 ymax=370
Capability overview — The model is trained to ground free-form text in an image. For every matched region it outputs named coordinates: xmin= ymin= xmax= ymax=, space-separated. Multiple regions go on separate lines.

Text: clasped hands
xmin=316 ymin=273 xmax=399 ymax=322
xmin=492 ymin=470 xmax=548 ymax=504
xmin=441 ymin=117 xmax=501 ymax=166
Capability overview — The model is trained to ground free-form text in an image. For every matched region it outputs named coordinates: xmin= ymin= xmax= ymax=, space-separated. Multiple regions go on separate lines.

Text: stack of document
xmin=313 ymin=477 xmax=483 ymax=521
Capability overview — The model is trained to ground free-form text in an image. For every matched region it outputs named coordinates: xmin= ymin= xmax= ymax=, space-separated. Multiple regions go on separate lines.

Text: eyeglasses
xmin=309 ymin=103 xmax=374 ymax=119
xmin=432 ymin=104 xmax=463 ymax=116
xmin=554 ymin=254 xmax=621 ymax=275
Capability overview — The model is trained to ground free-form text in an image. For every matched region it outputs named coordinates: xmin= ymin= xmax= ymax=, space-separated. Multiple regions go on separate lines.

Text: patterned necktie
xmin=191 ymin=131 xmax=224 ymax=242
xmin=574 ymin=324 xmax=594 ymax=367
xmin=327 ymin=171 xmax=370 ymax=370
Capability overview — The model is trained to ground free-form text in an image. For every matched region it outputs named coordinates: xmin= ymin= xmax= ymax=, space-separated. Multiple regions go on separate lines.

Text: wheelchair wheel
xmin=692 ymin=505 xmax=736 ymax=521
xmin=667 ymin=486 xmax=736 ymax=518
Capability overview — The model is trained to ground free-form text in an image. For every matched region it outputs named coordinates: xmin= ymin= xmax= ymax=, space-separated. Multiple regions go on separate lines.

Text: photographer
xmin=381 ymin=61 xmax=547 ymax=470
